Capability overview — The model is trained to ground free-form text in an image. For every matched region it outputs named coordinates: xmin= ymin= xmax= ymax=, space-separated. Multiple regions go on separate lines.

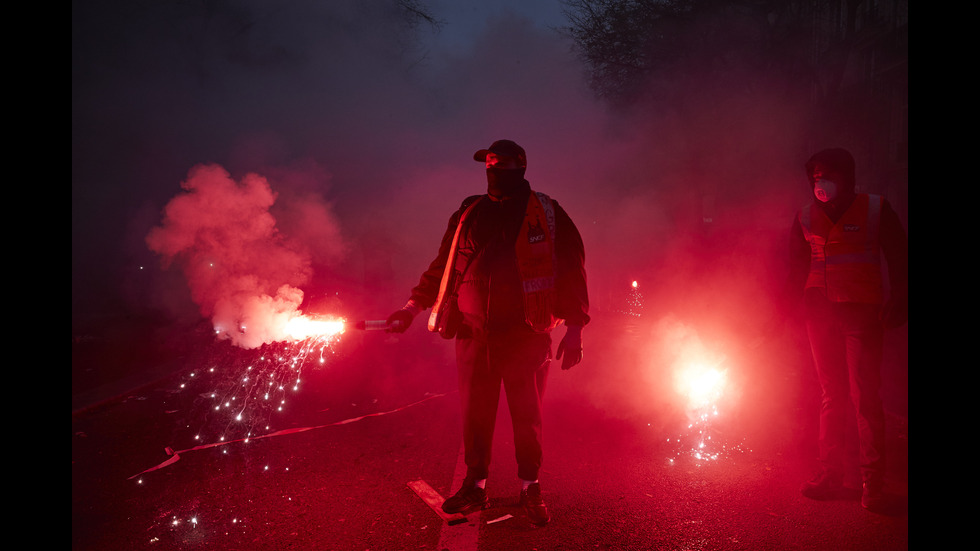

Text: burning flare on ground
xmin=678 ymin=363 xmax=728 ymax=410
xmin=654 ymin=315 xmax=744 ymax=464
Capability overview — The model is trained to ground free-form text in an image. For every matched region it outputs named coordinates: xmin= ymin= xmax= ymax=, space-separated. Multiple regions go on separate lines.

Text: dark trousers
xmin=805 ymin=297 xmax=885 ymax=485
xmin=455 ymin=333 xmax=551 ymax=482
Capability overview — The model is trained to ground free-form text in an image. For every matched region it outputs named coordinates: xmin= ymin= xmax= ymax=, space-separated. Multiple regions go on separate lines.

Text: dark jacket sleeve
xmin=409 ymin=208 xmax=462 ymax=310
xmin=554 ymin=201 xmax=590 ymax=327
xmin=880 ymin=199 xmax=908 ymax=301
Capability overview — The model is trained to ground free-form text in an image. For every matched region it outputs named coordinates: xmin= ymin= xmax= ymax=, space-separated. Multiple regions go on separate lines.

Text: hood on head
xmin=805 ymin=148 xmax=856 ymax=194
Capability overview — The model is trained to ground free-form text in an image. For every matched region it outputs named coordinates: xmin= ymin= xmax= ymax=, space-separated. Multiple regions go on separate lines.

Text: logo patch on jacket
xmin=526 ymin=220 xmax=546 ymax=244
xmin=843 ymin=224 xmax=861 ymax=232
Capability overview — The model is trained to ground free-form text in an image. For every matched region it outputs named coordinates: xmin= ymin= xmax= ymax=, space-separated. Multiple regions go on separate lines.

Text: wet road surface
xmin=72 ymin=312 xmax=908 ymax=550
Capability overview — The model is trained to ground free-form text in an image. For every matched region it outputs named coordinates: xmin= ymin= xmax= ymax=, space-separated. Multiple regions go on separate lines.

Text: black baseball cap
xmin=473 ymin=139 xmax=527 ymax=167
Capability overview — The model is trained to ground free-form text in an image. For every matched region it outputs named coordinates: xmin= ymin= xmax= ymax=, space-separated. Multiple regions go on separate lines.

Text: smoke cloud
xmin=74 ymin=1 xmax=903 ymax=436
xmin=146 ymin=164 xmax=343 ymax=348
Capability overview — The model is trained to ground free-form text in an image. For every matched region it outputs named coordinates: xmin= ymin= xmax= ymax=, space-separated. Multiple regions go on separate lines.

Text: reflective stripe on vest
xmin=799 ymin=194 xmax=883 ymax=304
xmin=517 ymin=191 xmax=560 ymax=332
xmin=427 ymin=197 xmax=484 ymax=332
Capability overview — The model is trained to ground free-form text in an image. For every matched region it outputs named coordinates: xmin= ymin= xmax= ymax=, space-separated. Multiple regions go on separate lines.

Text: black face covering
xmin=486 ymin=167 xmax=526 ymax=199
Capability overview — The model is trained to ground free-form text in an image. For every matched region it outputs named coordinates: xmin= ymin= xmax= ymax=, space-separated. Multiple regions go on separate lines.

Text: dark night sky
xmin=73 ymin=0 xmax=872 ymax=340
xmin=72 ymin=3 xmax=907 ymax=494
xmin=74 ymin=1 xmax=613 ymax=325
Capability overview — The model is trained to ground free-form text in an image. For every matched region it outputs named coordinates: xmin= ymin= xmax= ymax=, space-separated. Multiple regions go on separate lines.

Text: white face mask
xmin=813 ymin=179 xmax=838 ymax=203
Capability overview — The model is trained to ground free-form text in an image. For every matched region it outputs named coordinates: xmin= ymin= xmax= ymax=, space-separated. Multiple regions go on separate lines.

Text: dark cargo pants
xmin=805 ymin=297 xmax=886 ymax=485
xmin=455 ymin=332 xmax=551 ymax=482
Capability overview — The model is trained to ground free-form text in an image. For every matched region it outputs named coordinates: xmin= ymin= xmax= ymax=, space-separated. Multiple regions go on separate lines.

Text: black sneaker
xmin=800 ymin=470 xmax=842 ymax=500
xmin=442 ymin=483 xmax=488 ymax=514
xmin=520 ymin=483 xmax=550 ymax=526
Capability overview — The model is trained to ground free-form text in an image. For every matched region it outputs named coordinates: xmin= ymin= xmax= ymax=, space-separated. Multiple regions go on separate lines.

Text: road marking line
xmin=436 ymin=442 xmax=481 ymax=550
xmin=407 ymin=480 xmax=466 ymax=524
xmin=130 ymin=393 xmax=451 ymax=479
xmin=486 ymin=514 xmax=512 ymax=524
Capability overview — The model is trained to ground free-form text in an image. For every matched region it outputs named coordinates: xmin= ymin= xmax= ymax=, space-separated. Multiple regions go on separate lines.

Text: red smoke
xmin=146 ymin=164 xmax=332 ymax=348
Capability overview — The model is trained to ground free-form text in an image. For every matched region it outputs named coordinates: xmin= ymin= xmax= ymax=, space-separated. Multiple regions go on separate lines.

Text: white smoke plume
xmin=146 ymin=164 xmax=339 ymax=348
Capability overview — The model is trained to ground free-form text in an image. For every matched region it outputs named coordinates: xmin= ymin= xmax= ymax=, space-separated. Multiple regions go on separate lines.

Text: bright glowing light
xmin=626 ymin=280 xmax=643 ymax=316
xmin=673 ymin=362 xmax=728 ymax=464
xmin=679 ymin=365 xmax=727 ymax=406
xmin=283 ymin=316 xmax=345 ymax=341
xmin=660 ymin=329 xmax=745 ymax=465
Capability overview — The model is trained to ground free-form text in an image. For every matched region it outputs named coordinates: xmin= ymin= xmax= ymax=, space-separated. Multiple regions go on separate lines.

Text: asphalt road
xmin=72 ymin=312 xmax=908 ymax=550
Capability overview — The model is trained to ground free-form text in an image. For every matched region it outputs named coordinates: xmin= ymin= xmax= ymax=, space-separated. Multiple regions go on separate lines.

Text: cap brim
xmin=473 ymin=149 xmax=490 ymax=162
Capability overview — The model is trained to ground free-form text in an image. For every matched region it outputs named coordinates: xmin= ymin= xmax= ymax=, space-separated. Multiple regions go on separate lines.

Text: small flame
xmin=679 ymin=365 xmax=727 ymax=406
xmin=282 ymin=316 xmax=345 ymax=341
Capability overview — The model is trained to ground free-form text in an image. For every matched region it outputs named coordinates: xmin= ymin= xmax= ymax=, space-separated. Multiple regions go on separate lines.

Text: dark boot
xmin=520 ymin=483 xmax=550 ymax=526
xmin=442 ymin=480 xmax=489 ymax=514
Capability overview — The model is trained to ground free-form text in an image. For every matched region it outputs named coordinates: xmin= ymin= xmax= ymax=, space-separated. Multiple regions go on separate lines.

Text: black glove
xmin=556 ymin=325 xmax=583 ymax=370
xmin=386 ymin=309 xmax=415 ymax=333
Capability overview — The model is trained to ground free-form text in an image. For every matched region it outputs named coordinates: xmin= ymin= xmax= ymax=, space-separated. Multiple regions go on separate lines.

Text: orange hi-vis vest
xmin=428 ymin=191 xmax=561 ymax=334
xmin=517 ymin=191 xmax=560 ymax=332
xmin=799 ymin=193 xmax=884 ymax=304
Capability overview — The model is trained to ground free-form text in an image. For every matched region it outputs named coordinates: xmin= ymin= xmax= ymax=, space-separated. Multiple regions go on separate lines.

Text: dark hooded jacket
xmin=787 ymin=149 xmax=908 ymax=313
